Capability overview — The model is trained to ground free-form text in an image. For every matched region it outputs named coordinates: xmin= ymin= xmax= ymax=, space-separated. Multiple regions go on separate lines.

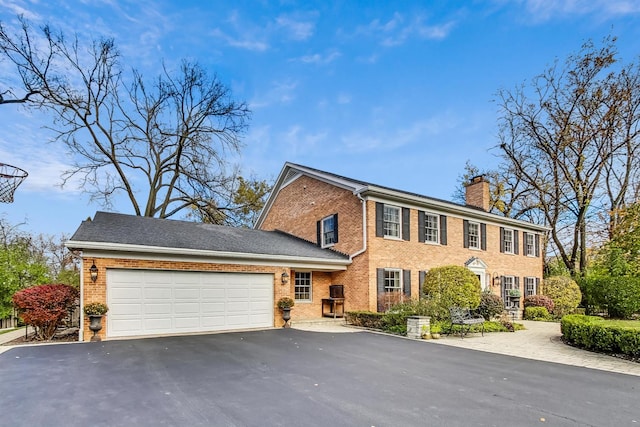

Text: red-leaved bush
xmin=12 ymin=284 xmax=79 ymax=341
xmin=523 ymin=295 xmax=555 ymax=314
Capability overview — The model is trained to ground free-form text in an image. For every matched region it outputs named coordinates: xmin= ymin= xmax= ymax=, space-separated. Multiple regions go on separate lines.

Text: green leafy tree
xmin=422 ymin=265 xmax=482 ymax=320
xmin=0 ymin=239 xmax=50 ymax=319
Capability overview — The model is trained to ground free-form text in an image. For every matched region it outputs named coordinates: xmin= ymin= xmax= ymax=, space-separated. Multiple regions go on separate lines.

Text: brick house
xmin=67 ymin=162 xmax=546 ymax=341
xmin=256 ymin=163 xmax=547 ymax=318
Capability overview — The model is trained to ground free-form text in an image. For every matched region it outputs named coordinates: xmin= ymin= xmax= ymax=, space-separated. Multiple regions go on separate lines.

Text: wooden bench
xmin=446 ymin=307 xmax=485 ymax=338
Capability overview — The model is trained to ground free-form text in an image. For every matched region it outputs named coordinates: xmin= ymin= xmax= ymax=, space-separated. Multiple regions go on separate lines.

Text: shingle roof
xmin=67 ymin=211 xmax=349 ymax=261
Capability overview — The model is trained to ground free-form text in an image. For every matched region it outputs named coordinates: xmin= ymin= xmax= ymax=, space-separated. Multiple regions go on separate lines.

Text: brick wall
xmin=260 ymin=175 xmax=364 ymax=255
xmin=260 ymin=173 xmax=545 ymax=314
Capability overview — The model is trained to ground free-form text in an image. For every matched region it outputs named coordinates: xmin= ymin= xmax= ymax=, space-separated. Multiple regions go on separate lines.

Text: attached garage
xmin=107 ymin=269 xmax=273 ymax=338
xmin=66 ymin=211 xmax=350 ymax=341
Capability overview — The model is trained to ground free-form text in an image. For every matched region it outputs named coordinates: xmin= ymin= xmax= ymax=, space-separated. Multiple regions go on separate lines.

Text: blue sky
xmin=1 ymin=0 xmax=640 ymax=236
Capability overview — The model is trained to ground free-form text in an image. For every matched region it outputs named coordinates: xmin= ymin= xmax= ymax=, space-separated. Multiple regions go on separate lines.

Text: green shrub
xmin=542 ymin=276 xmax=581 ymax=318
xmin=581 ymin=276 xmax=640 ymax=319
xmin=422 ymin=265 xmax=481 ymax=321
xmin=523 ymin=295 xmax=554 ymax=313
xmin=477 ymin=291 xmax=504 ymax=320
xmin=561 ymin=314 xmax=640 ymax=357
xmin=345 ymin=311 xmax=385 ymax=329
xmin=523 ymin=306 xmax=551 ymax=321
xmin=380 ymin=299 xmax=439 ymax=335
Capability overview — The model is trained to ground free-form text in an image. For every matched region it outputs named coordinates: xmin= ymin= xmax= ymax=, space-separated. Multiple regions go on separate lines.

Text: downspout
xmin=350 ymin=189 xmax=368 ymax=261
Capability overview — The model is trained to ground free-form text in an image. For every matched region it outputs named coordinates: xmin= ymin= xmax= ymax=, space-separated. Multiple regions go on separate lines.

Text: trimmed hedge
xmin=345 ymin=311 xmax=385 ymax=329
xmin=561 ymin=314 xmax=640 ymax=358
xmin=523 ymin=306 xmax=552 ymax=321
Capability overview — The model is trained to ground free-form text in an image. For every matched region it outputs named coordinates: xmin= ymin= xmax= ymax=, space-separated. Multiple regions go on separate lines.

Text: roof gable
xmin=256 ymin=162 xmax=548 ymax=232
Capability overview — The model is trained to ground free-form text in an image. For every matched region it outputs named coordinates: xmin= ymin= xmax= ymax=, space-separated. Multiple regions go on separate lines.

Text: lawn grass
xmin=601 ymin=319 xmax=640 ymax=329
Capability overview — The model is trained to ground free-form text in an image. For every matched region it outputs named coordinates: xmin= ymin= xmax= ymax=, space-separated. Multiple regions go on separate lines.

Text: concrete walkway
xmin=293 ymin=319 xmax=640 ymax=377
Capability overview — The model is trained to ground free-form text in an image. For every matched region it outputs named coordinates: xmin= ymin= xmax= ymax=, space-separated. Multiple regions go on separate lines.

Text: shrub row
xmin=561 ymin=314 xmax=640 ymax=358
xmin=345 ymin=311 xmax=385 ymax=330
xmin=523 ymin=306 xmax=552 ymax=321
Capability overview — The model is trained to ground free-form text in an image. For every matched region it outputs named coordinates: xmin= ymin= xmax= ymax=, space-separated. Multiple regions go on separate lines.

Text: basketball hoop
xmin=0 ymin=163 xmax=28 ymax=203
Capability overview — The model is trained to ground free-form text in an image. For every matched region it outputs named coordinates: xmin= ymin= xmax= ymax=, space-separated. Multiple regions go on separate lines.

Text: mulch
xmin=2 ymin=329 xmax=79 ymax=346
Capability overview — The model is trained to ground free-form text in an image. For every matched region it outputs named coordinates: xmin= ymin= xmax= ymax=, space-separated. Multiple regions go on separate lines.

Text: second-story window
xmin=322 ymin=215 xmax=336 ymax=246
xmin=317 ymin=213 xmax=338 ymax=248
xmin=383 ymin=205 xmax=401 ymax=238
xmin=424 ymin=213 xmax=439 ymax=243
xmin=503 ymin=229 xmax=514 ymax=254
xmin=525 ymin=233 xmax=535 ymax=256
xmin=468 ymin=222 xmax=480 ymax=249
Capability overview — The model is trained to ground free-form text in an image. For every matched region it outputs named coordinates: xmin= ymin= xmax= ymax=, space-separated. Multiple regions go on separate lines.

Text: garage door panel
xmin=107 ymin=270 xmax=273 ymax=338
xmin=174 ymin=288 xmax=200 ymax=299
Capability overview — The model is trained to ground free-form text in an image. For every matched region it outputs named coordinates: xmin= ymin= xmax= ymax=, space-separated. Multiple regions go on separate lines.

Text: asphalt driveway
xmin=0 ymin=329 xmax=638 ymax=426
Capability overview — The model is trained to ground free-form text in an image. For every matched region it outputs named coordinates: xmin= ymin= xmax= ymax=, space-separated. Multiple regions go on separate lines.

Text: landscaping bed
xmin=561 ymin=315 xmax=640 ymax=362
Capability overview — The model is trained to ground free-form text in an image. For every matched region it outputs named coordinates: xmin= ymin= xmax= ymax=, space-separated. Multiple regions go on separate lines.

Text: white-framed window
xmin=525 ymin=277 xmax=537 ymax=296
xmin=294 ymin=272 xmax=312 ymax=302
xmin=424 ymin=213 xmax=439 ymax=243
xmin=384 ymin=269 xmax=402 ymax=293
xmin=503 ymin=228 xmax=514 ymax=254
xmin=383 ymin=205 xmax=401 ymax=238
xmin=525 ymin=233 xmax=535 ymax=256
xmin=321 ymin=215 xmax=336 ymax=247
xmin=468 ymin=221 xmax=480 ymax=249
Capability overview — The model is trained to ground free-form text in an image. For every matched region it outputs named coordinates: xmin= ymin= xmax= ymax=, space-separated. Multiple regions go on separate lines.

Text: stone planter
xmin=88 ymin=315 xmax=104 ymax=341
xmin=281 ymin=307 xmax=292 ymax=328
xmin=407 ymin=316 xmax=431 ymax=340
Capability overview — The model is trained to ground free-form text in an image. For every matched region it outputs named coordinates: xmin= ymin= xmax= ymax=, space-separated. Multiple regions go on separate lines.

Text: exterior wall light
xmin=281 ymin=271 xmax=289 ymax=285
xmin=89 ymin=260 xmax=99 ymax=283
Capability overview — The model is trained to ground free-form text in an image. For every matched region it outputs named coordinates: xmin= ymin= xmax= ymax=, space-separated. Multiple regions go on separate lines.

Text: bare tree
xmin=495 ymin=36 xmax=640 ymax=277
xmin=0 ymin=16 xmax=257 ymax=223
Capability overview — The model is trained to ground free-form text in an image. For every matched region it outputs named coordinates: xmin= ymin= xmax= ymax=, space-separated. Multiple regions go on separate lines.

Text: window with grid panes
xmin=294 ymin=272 xmax=312 ymax=301
xmin=468 ymin=222 xmax=480 ymax=249
xmin=424 ymin=213 xmax=439 ymax=243
xmin=383 ymin=205 xmax=401 ymax=238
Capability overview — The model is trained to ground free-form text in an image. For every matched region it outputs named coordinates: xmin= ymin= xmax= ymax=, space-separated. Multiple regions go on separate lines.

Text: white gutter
xmin=65 ymin=240 xmax=351 ymax=268
xmin=350 ymin=188 xmax=368 ymax=260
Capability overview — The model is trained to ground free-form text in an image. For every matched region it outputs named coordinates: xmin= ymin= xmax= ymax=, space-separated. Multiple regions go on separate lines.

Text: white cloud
xmin=340 ymin=111 xmax=461 ymax=153
xmin=296 ymin=50 xmax=341 ymax=65
xmin=210 ymin=28 xmax=269 ymax=52
xmin=250 ymin=80 xmax=298 ymax=109
xmin=523 ymin=0 xmax=640 ymax=21
xmin=275 ymin=15 xmax=315 ymax=41
xmin=356 ymin=12 xmax=456 ymax=47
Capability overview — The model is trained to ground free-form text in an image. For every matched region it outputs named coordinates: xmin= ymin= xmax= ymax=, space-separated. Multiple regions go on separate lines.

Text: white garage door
xmin=106 ymin=269 xmax=274 ymax=338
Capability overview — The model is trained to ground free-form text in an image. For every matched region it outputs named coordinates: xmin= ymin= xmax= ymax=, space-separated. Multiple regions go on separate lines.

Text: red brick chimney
xmin=465 ymin=175 xmax=490 ymax=211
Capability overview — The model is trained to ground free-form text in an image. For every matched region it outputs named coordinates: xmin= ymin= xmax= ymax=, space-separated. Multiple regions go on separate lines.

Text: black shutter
xmin=515 ymin=276 xmax=520 ymax=292
xmin=375 ymin=202 xmax=384 ymax=237
xmin=463 ymin=220 xmax=469 ymax=248
xmin=316 ymin=220 xmax=322 ymax=246
xmin=536 ymin=277 xmax=540 ymax=294
xmin=418 ymin=211 xmax=426 ymax=243
xmin=402 ymin=208 xmax=410 ymax=241
xmin=535 ymin=234 xmax=540 ymax=257
xmin=376 ymin=268 xmax=385 ymax=312
xmin=514 ymin=230 xmax=519 ymax=255
xmin=419 ymin=270 xmax=426 ymax=298
xmin=333 ymin=213 xmax=339 ymax=244
xmin=499 ymin=227 xmax=505 ymax=253
xmin=440 ymin=215 xmax=447 ymax=245
xmin=522 ymin=232 xmax=528 ymax=256
xmin=403 ymin=270 xmax=411 ymax=298
xmin=481 ymin=223 xmax=487 ymax=251
xmin=500 ymin=276 xmax=506 ymax=300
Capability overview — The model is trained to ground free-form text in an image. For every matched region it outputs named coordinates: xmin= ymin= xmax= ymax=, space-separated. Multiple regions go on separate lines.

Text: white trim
xmin=320 ymin=214 xmax=336 ymax=248
xmin=383 ymin=204 xmax=402 ymax=238
xmin=503 ymin=228 xmax=515 ymax=254
xmin=423 ymin=211 xmax=440 ymax=244
xmin=69 ymin=242 xmax=350 ymax=272
xmin=294 ymin=271 xmax=313 ymax=302
xmin=467 ymin=221 xmax=481 ymax=249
